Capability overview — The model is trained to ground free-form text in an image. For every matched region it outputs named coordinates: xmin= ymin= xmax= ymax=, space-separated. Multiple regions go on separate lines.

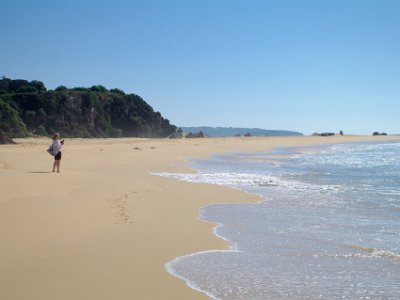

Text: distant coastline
xmin=180 ymin=126 xmax=303 ymax=137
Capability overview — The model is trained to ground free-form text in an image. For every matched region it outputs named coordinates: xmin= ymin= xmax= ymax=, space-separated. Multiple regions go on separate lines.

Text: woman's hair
xmin=52 ymin=133 xmax=60 ymax=140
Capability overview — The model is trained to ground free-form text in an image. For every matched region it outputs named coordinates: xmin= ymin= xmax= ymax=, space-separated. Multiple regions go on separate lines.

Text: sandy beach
xmin=1 ymin=135 xmax=399 ymax=300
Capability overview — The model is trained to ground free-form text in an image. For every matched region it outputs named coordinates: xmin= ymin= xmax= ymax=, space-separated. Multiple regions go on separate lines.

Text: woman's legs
xmin=53 ymin=152 xmax=62 ymax=172
xmin=52 ymin=160 xmax=61 ymax=172
xmin=55 ymin=159 xmax=61 ymax=172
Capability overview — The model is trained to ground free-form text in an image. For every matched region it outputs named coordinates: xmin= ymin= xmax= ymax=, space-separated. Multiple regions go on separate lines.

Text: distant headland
xmin=181 ymin=126 xmax=303 ymax=137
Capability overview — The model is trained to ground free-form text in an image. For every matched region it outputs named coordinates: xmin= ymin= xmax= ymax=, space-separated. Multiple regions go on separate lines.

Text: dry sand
xmin=1 ymin=135 xmax=399 ymax=300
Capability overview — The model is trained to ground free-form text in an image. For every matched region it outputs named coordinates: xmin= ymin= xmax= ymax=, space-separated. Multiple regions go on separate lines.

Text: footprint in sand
xmin=109 ymin=193 xmax=134 ymax=224
xmin=0 ymin=161 xmax=10 ymax=169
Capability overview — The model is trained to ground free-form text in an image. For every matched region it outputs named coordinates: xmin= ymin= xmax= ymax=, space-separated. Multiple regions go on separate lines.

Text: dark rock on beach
xmin=0 ymin=129 xmax=16 ymax=144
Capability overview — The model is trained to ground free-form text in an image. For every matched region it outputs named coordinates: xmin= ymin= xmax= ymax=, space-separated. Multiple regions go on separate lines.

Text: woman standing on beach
xmin=51 ymin=133 xmax=64 ymax=173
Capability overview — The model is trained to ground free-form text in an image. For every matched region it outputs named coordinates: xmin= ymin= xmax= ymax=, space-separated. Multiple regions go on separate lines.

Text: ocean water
xmin=156 ymin=141 xmax=400 ymax=300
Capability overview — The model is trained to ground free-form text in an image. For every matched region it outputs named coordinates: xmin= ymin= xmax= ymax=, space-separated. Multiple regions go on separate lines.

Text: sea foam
xmin=155 ymin=141 xmax=400 ymax=300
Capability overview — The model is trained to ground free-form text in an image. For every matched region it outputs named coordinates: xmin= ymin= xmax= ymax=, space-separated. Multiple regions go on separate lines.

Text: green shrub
xmin=90 ymin=85 xmax=108 ymax=92
xmin=16 ymin=86 xmax=38 ymax=93
xmin=110 ymin=88 xmax=125 ymax=95
xmin=0 ymin=98 xmax=30 ymax=137
xmin=55 ymin=85 xmax=68 ymax=91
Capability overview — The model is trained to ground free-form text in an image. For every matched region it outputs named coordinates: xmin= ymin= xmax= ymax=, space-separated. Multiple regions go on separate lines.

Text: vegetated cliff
xmin=0 ymin=77 xmax=178 ymax=138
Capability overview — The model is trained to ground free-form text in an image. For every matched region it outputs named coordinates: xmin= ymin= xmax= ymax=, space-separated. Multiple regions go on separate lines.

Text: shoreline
xmin=1 ymin=135 xmax=399 ymax=300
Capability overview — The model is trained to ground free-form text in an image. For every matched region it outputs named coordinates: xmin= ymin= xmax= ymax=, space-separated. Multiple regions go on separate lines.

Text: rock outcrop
xmin=0 ymin=129 xmax=16 ymax=144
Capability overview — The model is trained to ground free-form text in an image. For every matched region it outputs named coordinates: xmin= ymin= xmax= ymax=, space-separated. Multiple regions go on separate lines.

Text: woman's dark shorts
xmin=54 ymin=151 xmax=62 ymax=160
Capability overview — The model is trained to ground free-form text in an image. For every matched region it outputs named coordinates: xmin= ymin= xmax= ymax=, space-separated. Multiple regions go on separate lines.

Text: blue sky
xmin=1 ymin=0 xmax=399 ymax=134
